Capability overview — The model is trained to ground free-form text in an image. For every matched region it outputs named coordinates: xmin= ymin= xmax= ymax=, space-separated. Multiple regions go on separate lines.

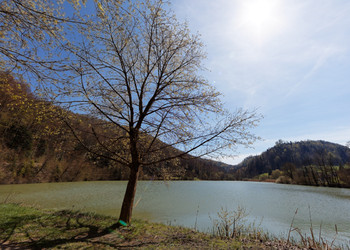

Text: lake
xmin=0 ymin=181 xmax=349 ymax=246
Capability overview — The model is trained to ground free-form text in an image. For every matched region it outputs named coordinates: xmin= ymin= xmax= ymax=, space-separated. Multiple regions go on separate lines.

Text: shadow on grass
xmin=0 ymin=204 xmax=213 ymax=249
xmin=0 ymin=208 xmax=125 ymax=249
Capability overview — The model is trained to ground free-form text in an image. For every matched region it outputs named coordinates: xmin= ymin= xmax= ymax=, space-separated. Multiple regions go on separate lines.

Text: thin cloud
xmin=172 ymin=0 xmax=350 ymax=157
xmin=285 ymin=45 xmax=345 ymax=98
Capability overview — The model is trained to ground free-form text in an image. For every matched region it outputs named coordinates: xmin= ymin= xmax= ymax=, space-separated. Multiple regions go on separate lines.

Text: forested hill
xmin=0 ymin=72 xmax=232 ymax=184
xmin=231 ymin=140 xmax=350 ymax=187
xmin=2 ymin=72 xmax=350 ymax=186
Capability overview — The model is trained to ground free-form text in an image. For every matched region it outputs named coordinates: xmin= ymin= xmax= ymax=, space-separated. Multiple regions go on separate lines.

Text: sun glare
xmin=237 ymin=0 xmax=285 ymax=43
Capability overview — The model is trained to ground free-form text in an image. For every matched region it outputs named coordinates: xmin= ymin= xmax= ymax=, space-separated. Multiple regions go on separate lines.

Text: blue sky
xmin=170 ymin=0 xmax=350 ymax=164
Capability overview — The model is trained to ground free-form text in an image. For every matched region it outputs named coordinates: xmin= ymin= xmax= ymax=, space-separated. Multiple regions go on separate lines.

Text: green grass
xmin=0 ymin=203 xmax=122 ymax=249
xmin=0 ymin=203 xmax=326 ymax=249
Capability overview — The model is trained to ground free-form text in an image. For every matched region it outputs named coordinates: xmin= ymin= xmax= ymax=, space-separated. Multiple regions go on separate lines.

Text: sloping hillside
xmin=231 ymin=140 xmax=350 ymax=187
xmin=0 ymin=72 xmax=231 ymax=184
xmin=2 ymin=72 xmax=349 ymax=186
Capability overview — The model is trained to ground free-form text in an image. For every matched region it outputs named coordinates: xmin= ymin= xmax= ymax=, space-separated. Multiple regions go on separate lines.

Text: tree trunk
xmin=119 ymin=165 xmax=140 ymax=224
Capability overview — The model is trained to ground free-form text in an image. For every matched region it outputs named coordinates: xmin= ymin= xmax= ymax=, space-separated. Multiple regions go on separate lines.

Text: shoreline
xmin=0 ymin=203 xmax=341 ymax=249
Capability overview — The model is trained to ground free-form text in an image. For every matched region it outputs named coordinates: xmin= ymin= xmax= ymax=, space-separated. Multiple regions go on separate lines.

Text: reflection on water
xmin=0 ymin=181 xmax=349 ymax=245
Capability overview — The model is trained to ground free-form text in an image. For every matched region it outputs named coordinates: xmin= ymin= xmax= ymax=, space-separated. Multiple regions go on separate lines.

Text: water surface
xmin=0 ymin=181 xmax=349 ymax=245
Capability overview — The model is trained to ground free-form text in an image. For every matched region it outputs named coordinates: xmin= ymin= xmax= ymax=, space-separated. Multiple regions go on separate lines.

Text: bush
xmin=276 ymin=175 xmax=293 ymax=184
xmin=258 ymin=173 xmax=269 ymax=181
xmin=210 ymin=206 xmax=248 ymax=239
xmin=270 ymin=169 xmax=283 ymax=179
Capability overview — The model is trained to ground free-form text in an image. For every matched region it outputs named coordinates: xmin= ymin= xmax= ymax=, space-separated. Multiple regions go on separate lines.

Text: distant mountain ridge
xmin=230 ymin=140 xmax=350 ymax=187
xmin=234 ymin=140 xmax=350 ymax=175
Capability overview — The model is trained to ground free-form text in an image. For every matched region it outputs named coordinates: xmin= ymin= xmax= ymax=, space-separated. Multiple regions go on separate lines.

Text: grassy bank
xmin=0 ymin=203 xmax=337 ymax=249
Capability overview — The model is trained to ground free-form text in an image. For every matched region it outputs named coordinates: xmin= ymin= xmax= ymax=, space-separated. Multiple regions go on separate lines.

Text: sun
xmin=237 ymin=0 xmax=285 ymax=43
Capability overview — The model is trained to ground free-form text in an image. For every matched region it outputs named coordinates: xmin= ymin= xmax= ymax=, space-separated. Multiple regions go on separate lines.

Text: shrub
xmin=211 ymin=206 xmax=248 ymax=239
xmin=258 ymin=173 xmax=269 ymax=181
xmin=270 ymin=169 xmax=283 ymax=179
xmin=276 ymin=175 xmax=293 ymax=184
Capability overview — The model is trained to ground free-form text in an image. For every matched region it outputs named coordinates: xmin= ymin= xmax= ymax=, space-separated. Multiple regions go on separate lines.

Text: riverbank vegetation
xmin=232 ymin=140 xmax=350 ymax=187
xmin=0 ymin=203 xmax=340 ymax=249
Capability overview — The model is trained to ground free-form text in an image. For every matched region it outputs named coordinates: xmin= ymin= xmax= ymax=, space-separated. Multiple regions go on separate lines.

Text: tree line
xmin=231 ymin=140 xmax=350 ymax=187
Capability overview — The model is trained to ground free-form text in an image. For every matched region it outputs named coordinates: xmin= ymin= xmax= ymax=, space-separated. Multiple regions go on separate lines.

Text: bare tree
xmin=40 ymin=0 xmax=260 ymax=224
